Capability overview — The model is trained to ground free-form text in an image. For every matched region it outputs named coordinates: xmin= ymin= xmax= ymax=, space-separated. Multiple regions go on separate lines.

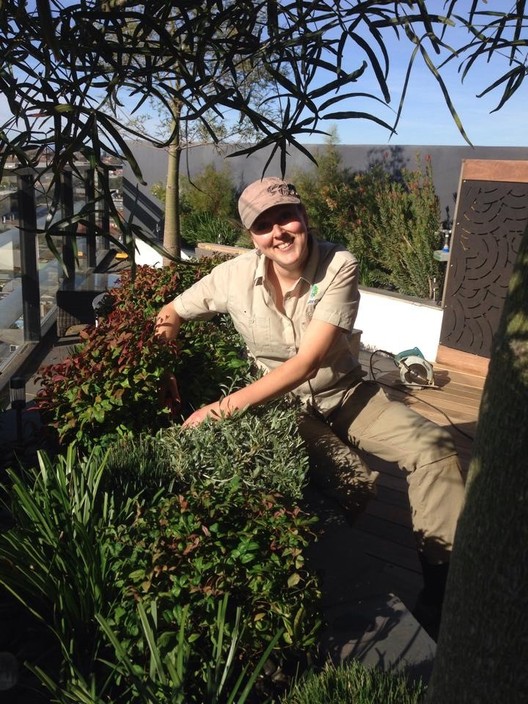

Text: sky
xmin=302 ymin=4 xmax=527 ymax=148
xmin=317 ymin=59 xmax=527 ymax=148
xmin=318 ymin=67 xmax=527 ymax=148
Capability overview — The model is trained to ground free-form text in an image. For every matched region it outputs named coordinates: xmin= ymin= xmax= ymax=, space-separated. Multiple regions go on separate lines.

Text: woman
xmin=155 ymin=176 xmax=465 ymax=639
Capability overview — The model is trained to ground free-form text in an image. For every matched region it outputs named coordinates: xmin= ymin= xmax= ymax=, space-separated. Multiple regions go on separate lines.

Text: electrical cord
xmin=367 ymin=349 xmax=476 ymax=441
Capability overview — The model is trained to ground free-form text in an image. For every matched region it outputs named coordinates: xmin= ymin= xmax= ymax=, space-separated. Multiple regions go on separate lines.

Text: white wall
xmin=134 ymin=238 xmax=192 ymax=267
xmin=355 ymin=288 xmax=443 ymax=362
xmin=134 ymin=237 xmax=163 ymax=267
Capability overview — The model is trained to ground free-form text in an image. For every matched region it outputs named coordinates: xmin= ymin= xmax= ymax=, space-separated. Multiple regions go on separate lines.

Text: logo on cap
xmin=268 ymin=182 xmax=299 ymax=198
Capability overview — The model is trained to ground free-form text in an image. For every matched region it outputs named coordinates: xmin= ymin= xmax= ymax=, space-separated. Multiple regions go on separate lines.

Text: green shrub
xmin=100 ymin=409 xmax=319 ymax=695
xmin=180 ymin=165 xmax=249 ymax=248
xmin=281 ymin=659 xmax=426 ymax=704
xmin=159 ymin=400 xmax=309 ymax=500
xmin=102 ymin=399 xmax=310 ymax=510
xmin=293 ymin=139 xmax=443 ymax=298
xmin=293 ymin=134 xmax=356 ymax=249
xmin=348 ymin=156 xmax=443 ymax=298
xmin=35 ymin=261 xmax=253 ymax=449
xmin=105 ymin=481 xmax=321 ymax=696
xmin=181 ymin=211 xmax=242 ymax=247
xmin=180 ymin=164 xmax=237 ymax=220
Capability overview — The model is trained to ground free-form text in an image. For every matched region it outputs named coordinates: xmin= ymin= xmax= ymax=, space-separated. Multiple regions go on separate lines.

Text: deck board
xmin=341 ymin=353 xmax=486 ymax=608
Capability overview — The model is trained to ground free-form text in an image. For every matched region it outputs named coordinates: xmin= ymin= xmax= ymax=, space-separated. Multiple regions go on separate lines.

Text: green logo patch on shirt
xmin=308 ymin=284 xmax=319 ymax=303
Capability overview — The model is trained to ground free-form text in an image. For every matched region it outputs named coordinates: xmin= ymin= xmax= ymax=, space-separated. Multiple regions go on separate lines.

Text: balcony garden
xmin=1 ymin=2 xmax=528 ymax=702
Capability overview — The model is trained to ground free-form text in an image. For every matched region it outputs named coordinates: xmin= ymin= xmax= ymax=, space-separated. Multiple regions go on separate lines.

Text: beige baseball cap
xmin=238 ymin=177 xmax=301 ymax=230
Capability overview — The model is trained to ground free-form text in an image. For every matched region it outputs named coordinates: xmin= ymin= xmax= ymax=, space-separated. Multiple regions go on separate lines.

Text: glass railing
xmin=0 ymin=166 xmax=116 ymax=376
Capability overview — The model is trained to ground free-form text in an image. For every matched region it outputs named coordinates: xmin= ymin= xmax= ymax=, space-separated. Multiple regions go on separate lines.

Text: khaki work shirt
xmin=173 ymin=237 xmax=363 ymax=415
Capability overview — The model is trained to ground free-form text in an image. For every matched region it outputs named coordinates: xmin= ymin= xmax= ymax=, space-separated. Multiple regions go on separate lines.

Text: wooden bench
xmin=55 ymin=271 xmax=122 ymax=337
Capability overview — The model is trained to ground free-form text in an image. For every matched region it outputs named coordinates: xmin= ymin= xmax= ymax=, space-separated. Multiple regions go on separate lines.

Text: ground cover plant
xmin=281 ymin=659 xmax=426 ymax=704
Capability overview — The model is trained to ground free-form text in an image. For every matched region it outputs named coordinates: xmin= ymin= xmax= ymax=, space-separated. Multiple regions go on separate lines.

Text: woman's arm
xmin=155 ymin=301 xmax=186 ymax=412
xmin=181 ymin=317 xmax=343 ymax=427
xmin=155 ymin=301 xmax=184 ymax=342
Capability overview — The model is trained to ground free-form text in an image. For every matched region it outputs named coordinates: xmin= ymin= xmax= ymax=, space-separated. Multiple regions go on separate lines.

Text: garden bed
xmin=0 ymin=261 xmax=429 ymax=703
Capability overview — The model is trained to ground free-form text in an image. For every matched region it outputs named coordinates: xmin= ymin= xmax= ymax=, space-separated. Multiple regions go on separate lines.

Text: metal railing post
xmin=17 ymin=169 xmax=41 ymax=341
xmin=85 ymin=167 xmax=97 ymax=267
xmin=61 ymin=170 xmax=75 ymax=280
xmin=99 ymin=170 xmax=110 ymax=249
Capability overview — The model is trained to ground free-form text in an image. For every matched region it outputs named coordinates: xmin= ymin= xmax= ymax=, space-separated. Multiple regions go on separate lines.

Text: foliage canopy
xmin=2 ymin=2 xmax=527 ymax=255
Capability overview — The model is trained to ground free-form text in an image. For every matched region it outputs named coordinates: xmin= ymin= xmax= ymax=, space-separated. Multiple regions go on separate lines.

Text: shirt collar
xmin=300 ymin=233 xmax=320 ymax=285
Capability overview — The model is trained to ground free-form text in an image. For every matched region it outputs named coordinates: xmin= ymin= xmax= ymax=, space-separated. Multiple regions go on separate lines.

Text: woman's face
xmin=250 ymin=204 xmax=309 ymax=276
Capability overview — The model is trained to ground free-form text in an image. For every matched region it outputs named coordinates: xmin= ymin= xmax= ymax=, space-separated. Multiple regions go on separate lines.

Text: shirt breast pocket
xmin=231 ymin=313 xmax=273 ymax=354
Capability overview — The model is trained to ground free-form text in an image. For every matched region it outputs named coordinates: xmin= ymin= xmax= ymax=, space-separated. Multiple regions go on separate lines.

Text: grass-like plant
xmin=181 ymin=211 xmax=242 ymax=248
xmin=281 ymin=659 xmax=426 ymax=704
xmin=95 ymin=594 xmax=284 ymax=704
xmin=0 ymin=445 xmax=130 ymax=697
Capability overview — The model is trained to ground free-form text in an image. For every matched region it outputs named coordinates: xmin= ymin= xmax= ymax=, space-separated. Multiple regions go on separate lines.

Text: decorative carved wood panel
xmin=440 ymin=160 xmax=528 ymax=359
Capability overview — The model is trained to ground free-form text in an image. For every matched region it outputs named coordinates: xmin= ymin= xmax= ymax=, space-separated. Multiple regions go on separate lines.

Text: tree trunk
xmin=163 ymin=101 xmax=182 ymax=263
xmin=427 ymin=222 xmax=528 ymax=702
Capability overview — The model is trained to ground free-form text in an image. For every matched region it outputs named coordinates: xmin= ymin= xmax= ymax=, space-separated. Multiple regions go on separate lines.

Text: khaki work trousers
xmin=299 ymin=380 xmax=466 ymax=564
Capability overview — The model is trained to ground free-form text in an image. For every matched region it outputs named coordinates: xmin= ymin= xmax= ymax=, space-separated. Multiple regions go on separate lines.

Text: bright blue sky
xmin=304 ymin=5 xmax=527 ymax=148
xmin=316 ymin=57 xmax=526 ymax=148
xmin=316 ymin=71 xmax=526 ymax=148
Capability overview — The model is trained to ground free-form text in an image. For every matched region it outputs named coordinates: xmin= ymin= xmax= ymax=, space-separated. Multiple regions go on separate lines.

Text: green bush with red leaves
xmin=36 ymin=259 xmax=253 ymax=449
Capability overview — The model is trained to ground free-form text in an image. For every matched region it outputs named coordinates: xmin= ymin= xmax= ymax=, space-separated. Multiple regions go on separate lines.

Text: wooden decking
xmin=346 ymin=352 xmax=486 ymax=608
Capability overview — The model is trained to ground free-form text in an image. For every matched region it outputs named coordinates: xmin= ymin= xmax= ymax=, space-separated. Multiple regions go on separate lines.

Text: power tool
xmin=393 ymin=347 xmax=435 ymax=388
